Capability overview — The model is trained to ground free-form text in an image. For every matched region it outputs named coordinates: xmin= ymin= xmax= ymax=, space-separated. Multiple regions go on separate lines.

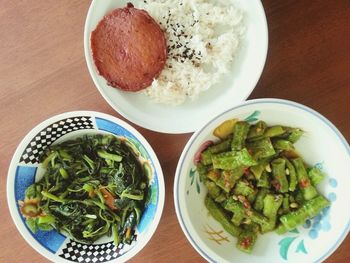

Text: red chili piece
xmin=240 ymin=237 xmax=252 ymax=249
xmin=299 ymin=178 xmax=310 ymax=188
xmin=272 ymin=180 xmax=281 ymax=191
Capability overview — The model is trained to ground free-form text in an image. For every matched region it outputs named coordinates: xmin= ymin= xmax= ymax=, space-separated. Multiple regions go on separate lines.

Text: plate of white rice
xmin=84 ymin=0 xmax=268 ymax=134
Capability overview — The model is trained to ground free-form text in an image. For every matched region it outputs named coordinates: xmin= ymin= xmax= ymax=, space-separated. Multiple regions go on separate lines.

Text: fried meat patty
xmin=91 ymin=4 xmax=167 ymax=92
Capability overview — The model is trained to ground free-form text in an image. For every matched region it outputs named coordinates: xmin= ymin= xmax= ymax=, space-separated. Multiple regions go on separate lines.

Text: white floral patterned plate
xmin=174 ymin=98 xmax=350 ymax=263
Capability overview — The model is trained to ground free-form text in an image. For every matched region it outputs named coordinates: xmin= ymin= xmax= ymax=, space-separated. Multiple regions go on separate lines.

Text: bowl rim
xmin=83 ymin=0 xmax=269 ymax=134
xmin=174 ymin=98 xmax=350 ymax=263
xmin=6 ymin=110 xmax=165 ymax=263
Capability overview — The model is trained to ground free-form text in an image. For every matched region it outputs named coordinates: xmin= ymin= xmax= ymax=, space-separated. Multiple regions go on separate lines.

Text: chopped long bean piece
xmin=264 ymin=126 xmax=287 ymax=138
xmin=286 ymin=128 xmax=304 ymax=143
xmin=200 ymin=139 xmax=232 ymax=165
xmin=253 ymin=188 xmax=269 ymax=212
xmin=271 ymin=158 xmax=289 ymax=193
xmin=282 ymin=194 xmax=290 ymax=214
xmin=216 ymin=168 xmax=244 ymax=192
xmin=205 ymin=196 xmax=242 ymax=237
xmin=250 ymin=161 xmax=267 ymax=180
xmin=224 ymin=198 xmax=245 ymax=226
xmin=273 ymin=139 xmax=295 ymax=151
xmin=233 ymin=180 xmax=255 ymax=197
xmin=236 ymin=230 xmax=257 ymax=253
xmin=247 ymin=121 xmax=267 ymax=139
xmin=308 ymin=167 xmax=325 ymax=186
xmin=224 ymin=198 xmax=268 ymax=228
xmin=232 ymin=121 xmax=250 ymax=151
xmin=207 ymin=169 xmax=220 ymax=183
xmin=279 ymin=196 xmax=330 ymax=232
xmin=205 ymin=181 xmax=221 ymax=199
xmin=285 ymin=158 xmax=297 ymax=191
xmin=257 ymin=171 xmax=270 ymax=188
xmin=247 ymin=138 xmax=276 ymax=160
xmin=292 ymin=158 xmax=318 ymax=200
xmin=212 ymin=149 xmax=257 ymax=170
xmin=261 ymin=194 xmax=283 ymax=233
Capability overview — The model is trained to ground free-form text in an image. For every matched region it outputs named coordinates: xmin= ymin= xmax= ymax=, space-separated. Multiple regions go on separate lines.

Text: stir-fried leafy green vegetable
xmin=19 ymin=134 xmax=149 ymax=245
xmin=198 ymin=120 xmax=330 ymax=253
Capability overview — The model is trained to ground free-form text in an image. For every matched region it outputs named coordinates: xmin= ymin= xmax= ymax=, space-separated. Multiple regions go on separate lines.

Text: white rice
xmin=138 ymin=0 xmax=244 ymax=105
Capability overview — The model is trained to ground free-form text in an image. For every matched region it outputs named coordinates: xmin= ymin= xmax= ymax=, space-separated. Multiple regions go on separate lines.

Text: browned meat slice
xmin=91 ymin=3 xmax=167 ymax=92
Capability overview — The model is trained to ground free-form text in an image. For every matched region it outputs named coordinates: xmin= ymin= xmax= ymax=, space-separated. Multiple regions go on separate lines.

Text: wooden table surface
xmin=0 ymin=0 xmax=349 ymax=262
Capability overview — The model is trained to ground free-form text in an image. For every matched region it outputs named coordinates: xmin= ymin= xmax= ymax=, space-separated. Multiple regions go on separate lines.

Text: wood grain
xmin=0 ymin=0 xmax=349 ymax=262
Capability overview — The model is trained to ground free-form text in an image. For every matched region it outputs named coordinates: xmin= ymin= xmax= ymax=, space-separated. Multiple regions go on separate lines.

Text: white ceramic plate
xmin=84 ymin=0 xmax=268 ymax=134
xmin=7 ymin=111 xmax=165 ymax=263
xmin=174 ymin=99 xmax=350 ymax=262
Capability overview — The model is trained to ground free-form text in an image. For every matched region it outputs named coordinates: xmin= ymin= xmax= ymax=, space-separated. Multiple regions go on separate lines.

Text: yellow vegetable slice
xmin=213 ymin=119 xmax=238 ymax=139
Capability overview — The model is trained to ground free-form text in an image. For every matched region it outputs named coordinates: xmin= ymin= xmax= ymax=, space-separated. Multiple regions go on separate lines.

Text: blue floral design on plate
xmin=244 ymin=110 xmax=261 ymax=123
xmin=279 ymin=237 xmax=298 ymax=260
xmin=329 ymin=178 xmax=338 ymax=188
xmin=278 ymin=172 xmax=337 ymax=260
xmin=188 ymin=168 xmax=201 ymax=194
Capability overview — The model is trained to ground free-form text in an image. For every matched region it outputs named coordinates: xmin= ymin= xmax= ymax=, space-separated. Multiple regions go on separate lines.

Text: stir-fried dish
xmin=19 ymin=134 xmax=149 ymax=245
xmin=197 ymin=119 xmax=330 ymax=253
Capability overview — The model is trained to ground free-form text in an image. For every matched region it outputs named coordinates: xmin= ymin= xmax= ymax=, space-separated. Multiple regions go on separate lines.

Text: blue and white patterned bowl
xmin=174 ymin=98 xmax=350 ymax=263
xmin=7 ymin=111 xmax=165 ymax=263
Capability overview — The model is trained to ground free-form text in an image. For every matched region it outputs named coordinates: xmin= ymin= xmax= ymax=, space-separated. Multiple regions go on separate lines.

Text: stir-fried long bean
xmin=198 ymin=119 xmax=330 ymax=253
xmin=19 ymin=134 xmax=149 ymax=245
